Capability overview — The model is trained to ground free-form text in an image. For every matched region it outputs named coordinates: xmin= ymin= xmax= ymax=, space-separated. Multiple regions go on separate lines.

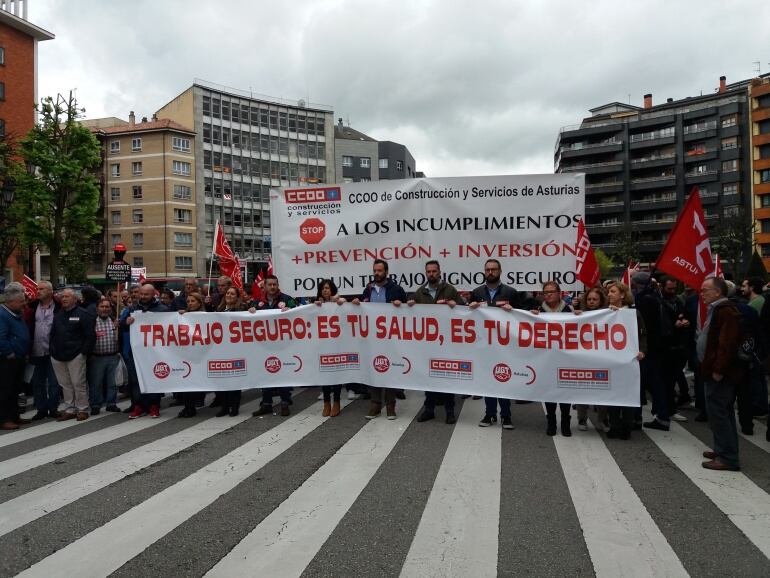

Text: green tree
xmin=608 ymin=226 xmax=641 ymax=265
xmin=0 ymin=135 xmax=22 ymax=276
xmin=712 ymin=209 xmax=755 ymax=280
xmin=594 ymin=248 xmax=613 ymax=279
xmin=12 ymin=93 xmax=102 ymax=283
xmin=745 ymin=249 xmax=768 ymax=281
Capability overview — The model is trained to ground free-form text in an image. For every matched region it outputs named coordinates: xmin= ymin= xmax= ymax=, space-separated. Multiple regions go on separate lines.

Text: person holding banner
xmin=408 ymin=260 xmax=463 ymax=425
xmin=469 ymin=259 xmax=524 ymax=430
xmin=124 ymin=284 xmax=169 ymax=419
xmin=314 ymin=279 xmax=345 ymax=417
xmin=574 ymin=287 xmax=610 ymax=432
xmin=350 ymin=259 xmax=407 ymax=420
xmin=176 ymin=292 xmax=208 ymax=418
xmin=215 ymin=287 xmax=246 ymax=417
xmin=251 ymin=275 xmax=298 ymax=417
xmin=533 ymin=281 xmax=573 ymax=437
xmin=606 ymin=281 xmax=646 ymax=439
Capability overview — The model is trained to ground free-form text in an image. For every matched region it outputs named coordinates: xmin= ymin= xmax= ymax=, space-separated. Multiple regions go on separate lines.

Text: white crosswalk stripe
xmin=0 ymin=392 xmax=768 ymax=578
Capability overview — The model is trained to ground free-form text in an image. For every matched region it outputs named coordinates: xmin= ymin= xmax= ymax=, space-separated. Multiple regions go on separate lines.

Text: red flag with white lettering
xmin=713 ymin=253 xmax=724 ymax=279
xmin=213 ymin=221 xmax=236 ymax=261
xmin=22 ymin=275 xmax=38 ymax=300
xmin=621 ymin=260 xmax=640 ymax=286
xmin=575 ymin=218 xmax=600 ymax=288
xmin=655 ymin=186 xmax=713 ymax=290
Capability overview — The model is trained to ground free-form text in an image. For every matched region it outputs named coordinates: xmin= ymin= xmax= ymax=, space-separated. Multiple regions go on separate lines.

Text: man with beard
xmin=124 ymin=284 xmax=169 ymax=418
xmin=251 ymin=275 xmax=298 ymax=417
xmin=351 ymin=259 xmax=407 ymax=420
xmin=469 ymin=259 xmax=524 ymax=430
xmin=408 ymin=260 xmax=463 ymax=424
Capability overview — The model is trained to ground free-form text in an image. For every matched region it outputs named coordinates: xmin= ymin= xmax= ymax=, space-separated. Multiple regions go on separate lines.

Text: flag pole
xmin=208 ymin=220 xmax=218 ymax=296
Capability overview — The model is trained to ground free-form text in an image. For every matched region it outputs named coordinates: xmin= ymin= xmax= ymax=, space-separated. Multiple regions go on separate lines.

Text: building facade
xmin=555 ymin=76 xmax=753 ymax=267
xmin=378 ymin=140 xmax=416 ymax=180
xmin=156 ymin=80 xmax=336 ymax=279
xmin=749 ymin=75 xmax=770 ymax=268
xmin=85 ymin=113 xmax=197 ymax=280
xmin=0 ymin=0 xmax=53 ymax=282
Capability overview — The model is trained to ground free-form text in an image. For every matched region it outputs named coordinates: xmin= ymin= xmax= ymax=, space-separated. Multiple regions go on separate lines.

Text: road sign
xmin=106 ymin=260 xmax=132 ymax=282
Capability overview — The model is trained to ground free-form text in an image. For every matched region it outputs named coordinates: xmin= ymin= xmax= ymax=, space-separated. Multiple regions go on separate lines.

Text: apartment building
xmin=749 ymin=75 xmax=770 ymax=268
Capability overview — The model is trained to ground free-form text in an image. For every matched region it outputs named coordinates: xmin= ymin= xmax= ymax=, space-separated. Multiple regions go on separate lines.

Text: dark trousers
xmin=608 ymin=406 xmax=634 ymax=434
xmin=261 ymin=387 xmax=291 ymax=407
xmin=221 ymin=390 xmax=241 ymax=410
xmin=0 ymin=357 xmax=24 ymax=423
xmin=322 ymin=385 xmax=341 ymax=402
xmin=662 ymin=351 xmax=687 ymax=414
xmin=690 ymin=350 xmax=706 ymax=413
xmin=545 ymin=402 xmax=571 ymax=418
xmin=182 ymin=391 xmax=205 ymax=410
xmin=484 ymin=397 xmax=511 ymax=419
xmin=735 ymin=373 xmax=755 ymax=431
xmin=704 ymin=378 xmax=739 ymax=468
xmin=368 ymin=386 xmax=396 ymax=406
xmin=126 ymin=355 xmax=161 ymax=410
xmin=424 ymin=391 xmax=455 ymax=414
xmin=642 ymin=356 xmax=669 ymax=424
xmin=30 ymin=355 xmax=60 ymax=413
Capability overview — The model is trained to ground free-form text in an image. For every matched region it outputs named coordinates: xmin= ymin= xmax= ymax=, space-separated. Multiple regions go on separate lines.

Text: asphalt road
xmin=0 ymin=389 xmax=768 ymax=577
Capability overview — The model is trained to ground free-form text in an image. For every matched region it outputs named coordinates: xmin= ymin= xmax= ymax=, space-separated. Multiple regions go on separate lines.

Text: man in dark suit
xmin=469 ymin=259 xmax=524 ymax=430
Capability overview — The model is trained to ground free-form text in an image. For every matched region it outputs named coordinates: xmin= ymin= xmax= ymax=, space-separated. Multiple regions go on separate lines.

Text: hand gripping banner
xmin=131 ymin=304 xmax=640 ymax=406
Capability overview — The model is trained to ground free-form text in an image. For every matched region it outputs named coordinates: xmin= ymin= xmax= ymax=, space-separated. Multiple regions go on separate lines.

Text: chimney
xmin=666 ymin=98 xmax=673 ymax=103
xmin=128 ymin=111 xmax=135 ymax=126
xmin=719 ymin=75 xmax=726 ymax=93
xmin=141 ymin=116 xmax=148 ymax=123
xmin=151 ymin=113 xmax=158 ymax=122
xmin=338 ymin=117 xmax=344 ymax=128
xmin=643 ymin=93 xmax=653 ymax=109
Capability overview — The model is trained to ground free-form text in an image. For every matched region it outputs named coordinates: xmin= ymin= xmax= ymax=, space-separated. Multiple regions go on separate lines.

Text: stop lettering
xmin=300 ymin=218 xmax=326 ymax=244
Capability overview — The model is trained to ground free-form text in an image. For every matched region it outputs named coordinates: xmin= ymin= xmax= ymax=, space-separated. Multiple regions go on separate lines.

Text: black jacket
xmin=361 ymin=279 xmax=407 ymax=304
xmin=50 ymin=305 xmax=96 ymax=361
xmin=411 ymin=281 xmax=464 ymax=305
xmin=470 ymin=283 xmax=525 ymax=309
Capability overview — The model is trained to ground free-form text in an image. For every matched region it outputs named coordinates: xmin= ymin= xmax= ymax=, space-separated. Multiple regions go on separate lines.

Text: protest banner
xmin=130 ymin=303 xmax=639 ymax=406
xmin=270 ymin=174 xmax=585 ymax=294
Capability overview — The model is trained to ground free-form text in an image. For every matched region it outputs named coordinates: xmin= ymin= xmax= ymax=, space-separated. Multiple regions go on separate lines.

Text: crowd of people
xmin=1 ymin=258 xmax=768 ymax=473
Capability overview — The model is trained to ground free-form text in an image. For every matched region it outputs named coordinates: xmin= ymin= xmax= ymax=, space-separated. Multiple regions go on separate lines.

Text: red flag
xmin=575 ymin=218 xmax=600 ymax=288
xmin=267 ymin=254 xmax=274 ymax=276
xmin=211 ymin=222 xmax=243 ymax=291
xmin=713 ymin=253 xmax=724 ymax=279
xmin=655 ymin=186 xmax=713 ymax=290
xmin=251 ymin=268 xmax=265 ymax=301
xmin=621 ymin=260 xmax=640 ymax=286
xmin=22 ymin=275 xmax=38 ymax=300
xmin=218 ymin=256 xmax=244 ymax=291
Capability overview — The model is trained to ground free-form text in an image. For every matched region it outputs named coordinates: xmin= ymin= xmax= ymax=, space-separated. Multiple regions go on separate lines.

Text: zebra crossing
xmin=0 ymin=389 xmax=768 ymax=577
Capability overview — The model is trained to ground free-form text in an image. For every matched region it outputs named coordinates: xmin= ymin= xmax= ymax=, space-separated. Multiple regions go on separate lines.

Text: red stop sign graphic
xmin=300 ymin=218 xmax=326 ymax=244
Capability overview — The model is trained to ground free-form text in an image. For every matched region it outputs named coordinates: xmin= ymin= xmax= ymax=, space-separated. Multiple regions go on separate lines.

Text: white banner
xmin=270 ymin=174 xmax=585 ymax=294
xmin=130 ymin=304 xmax=639 ymax=406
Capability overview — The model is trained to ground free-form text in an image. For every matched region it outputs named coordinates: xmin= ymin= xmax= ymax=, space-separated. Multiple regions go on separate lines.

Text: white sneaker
xmin=347 ymin=390 xmax=358 ymax=400
xmin=671 ymin=413 xmax=688 ymax=422
xmin=317 ymin=392 xmax=324 ymax=400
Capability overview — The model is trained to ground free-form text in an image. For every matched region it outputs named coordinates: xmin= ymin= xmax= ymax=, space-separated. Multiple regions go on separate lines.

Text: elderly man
xmin=89 ymin=297 xmax=121 ymax=415
xmin=0 ymin=284 xmax=31 ymax=430
xmin=24 ymin=280 xmax=61 ymax=420
xmin=172 ymin=278 xmax=199 ymax=311
xmin=207 ymin=276 xmax=232 ymax=310
xmin=698 ymin=277 xmax=744 ymax=471
xmin=51 ymin=288 xmax=96 ymax=421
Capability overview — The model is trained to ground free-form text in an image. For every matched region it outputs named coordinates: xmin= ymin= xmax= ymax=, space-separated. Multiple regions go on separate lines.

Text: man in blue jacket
xmin=0 ymin=283 xmax=31 ymax=430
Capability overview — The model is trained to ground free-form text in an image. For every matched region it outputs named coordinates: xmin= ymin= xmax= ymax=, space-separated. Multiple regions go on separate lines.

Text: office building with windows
xmin=554 ymin=75 xmax=753 ymax=265
xmin=378 ymin=140 xmax=417 ymax=180
xmin=85 ymin=113 xmax=197 ymax=278
xmin=156 ymin=80 xmax=336 ymax=278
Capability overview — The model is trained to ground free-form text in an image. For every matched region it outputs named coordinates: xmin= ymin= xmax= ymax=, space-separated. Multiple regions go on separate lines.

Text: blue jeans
xmin=704 ymin=378 xmax=739 ymax=468
xmin=88 ymin=354 xmax=119 ymax=408
xmin=30 ymin=355 xmax=60 ymax=413
xmin=484 ymin=397 xmax=511 ymax=419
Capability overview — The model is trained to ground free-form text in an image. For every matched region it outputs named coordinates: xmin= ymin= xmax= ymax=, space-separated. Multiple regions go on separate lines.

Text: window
xmin=174 ymin=208 xmax=192 ymax=223
xmin=132 ymin=185 xmax=142 ymax=199
xmin=360 ymin=157 xmax=371 ymax=168
xmin=111 ymin=234 xmax=121 ymax=245
xmin=0 ymin=82 xmax=4 ymax=101
xmin=723 ymin=206 xmax=741 ymax=218
xmin=721 ymin=114 xmax=737 ymax=128
xmin=131 ymin=161 xmax=142 ymax=175
xmin=0 ymin=119 xmax=4 ymax=138
xmin=722 ymin=159 xmax=738 ymax=172
xmin=133 ymin=256 xmax=144 ymax=267
xmin=396 ymin=160 xmax=403 ymax=171
xmin=111 ymin=163 xmax=120 ymax=177
xmin=761 ymin=220 xmax=770 ymax=234
xmin=132 ymin=209 xmax=143 ymax=223
xmin=761 ymin=169 xmax=770 ymax=184
xmin=0 ymin=47 xmax=4 ymax=65
xmin=172 ymin=136 xmax=191 ymax=152
xmin=342 ymin=156 xmax=353 ymax=167
xmin=763 ymin=245 xmax=770 ymax=259
xmin=175 ymin=256 xmax=193 ymax=270
xmin=131 ymin=138 xmax=142 ymax=151
xmin=111 ymin=211 xmax=121 ymax=224
xmin=110 ymin=187 xmax=120 ymax=201
xmin=174 ymin=232 xmax=193 ymax=246
xmin=723 ymin=183 xmax=739 ymax=195
xmin=721 ymin=137 xmax=738 ymax=150
xmin=379 ymin=158 xmax=388 ymax=169
xmin=762 ymin=195 xmax=770 ymax=208
xmin=173 ymin=160 xmax=191 ymax=176
xmin=133 ymin=233 xmax=143 ymax=247
xmin=173 ymin=184 xmax=192 ymax=200
xmin=110 ymin=141 xmax=120 ymax=154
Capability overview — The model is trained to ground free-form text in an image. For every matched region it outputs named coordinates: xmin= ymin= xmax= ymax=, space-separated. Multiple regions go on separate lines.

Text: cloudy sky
xmin=32 ymin=0 xmax=770 ymax=177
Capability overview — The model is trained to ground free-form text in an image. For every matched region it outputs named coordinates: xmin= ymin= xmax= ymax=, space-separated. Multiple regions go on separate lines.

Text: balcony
xmin=630 ymin=174 xmax=676 ymax=190
xmin=630 ymin=196 xmax=677 ymax=211
xmin=586 ymin=180 xmax=624 ymax=194
xmin=684 ymin=147 xmax=718 ymax=163
xmin=630 ymin=153 xmax=675 ymax=168
xmin=685 ymin=170 xmax=719 ymax=185
xmin=557 ymin=139 xmax=624 ymax=159
xmin=683 ymin=121 xmax=717 ymax=135
xmin=585 ymin=201 xmax=624 ymax=215
xmin=561 ymin=159 xmax=624 ymax=175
